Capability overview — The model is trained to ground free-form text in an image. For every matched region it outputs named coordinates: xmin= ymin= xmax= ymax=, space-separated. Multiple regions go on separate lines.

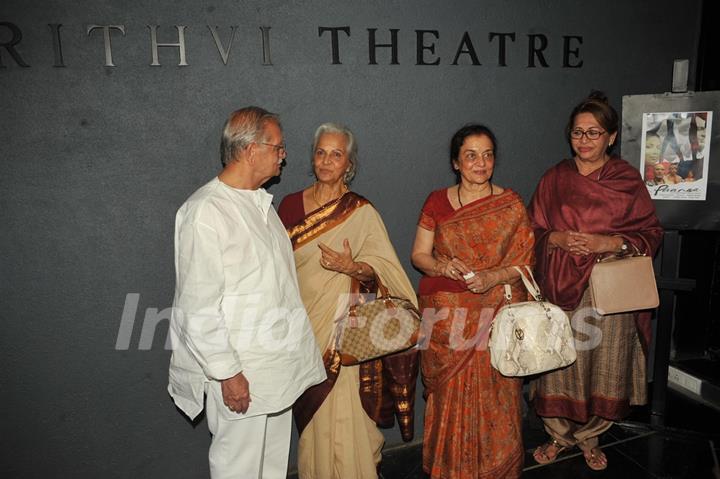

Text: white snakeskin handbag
xmin=489 ymin=266 xmax=577 ymax=377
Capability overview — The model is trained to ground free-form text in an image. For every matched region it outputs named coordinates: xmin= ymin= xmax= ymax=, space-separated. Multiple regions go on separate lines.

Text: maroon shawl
xmin=528 ymin=157 xmax=663 ymax=312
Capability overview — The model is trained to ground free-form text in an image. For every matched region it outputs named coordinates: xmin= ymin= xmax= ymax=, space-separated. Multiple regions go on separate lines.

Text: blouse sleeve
xmin=418 ymin=191 xmax=439 ymax=231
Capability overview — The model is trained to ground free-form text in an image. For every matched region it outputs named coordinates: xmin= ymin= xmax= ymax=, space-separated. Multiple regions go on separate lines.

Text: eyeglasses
xmin=260 ymin=142 xmax=286 ymax=155
xmin=570 ymin=128 xmax=606 ymax=140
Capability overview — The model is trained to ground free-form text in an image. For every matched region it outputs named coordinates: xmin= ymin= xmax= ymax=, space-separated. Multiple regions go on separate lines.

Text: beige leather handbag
xmin=588 ymin=251 xmax=659 ymax=315
xmin=489 ymin=266 xmax=577 ymax=377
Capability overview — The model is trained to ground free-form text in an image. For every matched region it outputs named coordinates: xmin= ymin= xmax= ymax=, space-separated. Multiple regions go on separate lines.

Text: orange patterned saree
xmin=418 ymin=189 xmax=534 ymax=479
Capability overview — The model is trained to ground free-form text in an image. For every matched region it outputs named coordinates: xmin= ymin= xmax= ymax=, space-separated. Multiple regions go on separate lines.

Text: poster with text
xmin=640 ymin=111 xmax=712 ymax=200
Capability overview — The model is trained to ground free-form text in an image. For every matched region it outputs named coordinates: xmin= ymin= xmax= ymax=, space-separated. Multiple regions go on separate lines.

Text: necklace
xmin=313 ymin=182 xmax=347 ymax=206
xmin=457 ymin=183 xmax=493 ymax=207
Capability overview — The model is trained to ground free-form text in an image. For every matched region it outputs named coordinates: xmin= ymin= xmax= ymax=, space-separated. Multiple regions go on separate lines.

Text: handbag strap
xmin=509 ymin=265 xmax=543 ymax=301
xmin=373 ymin=273 xmax=391 ymax=298
xmin=347 ymin=272 xmax=393 ymax=318
xmin=597 ymin=241 xmax=644 ymax=263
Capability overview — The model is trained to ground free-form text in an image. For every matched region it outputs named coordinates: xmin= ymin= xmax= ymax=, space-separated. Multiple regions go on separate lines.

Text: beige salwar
xmin=531 ymin=289 xmax=647 ymax=448
xmin=542 ymin=416 xmax=613 ymax=451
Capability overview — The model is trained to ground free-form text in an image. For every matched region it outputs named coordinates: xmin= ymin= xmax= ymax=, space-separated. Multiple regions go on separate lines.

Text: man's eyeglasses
xmin=260 ymin=142 xmax=286 ymax=155
xmin=570 ymin=129 xmax=606 ymax=140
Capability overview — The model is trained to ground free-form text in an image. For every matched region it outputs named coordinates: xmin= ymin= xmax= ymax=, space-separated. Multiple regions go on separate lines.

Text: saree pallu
xmin=418 ymin=189 xmax=534 ymax=479
xmin=279 ymin=191 xmax=419 ymax=479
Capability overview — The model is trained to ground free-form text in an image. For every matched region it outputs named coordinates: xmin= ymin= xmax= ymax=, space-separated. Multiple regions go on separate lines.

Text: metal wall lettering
xmin=489 ymin=32 xmax=515 ymax=67
xmin=208 ymin=25 xmax=238 ymax=65
xmin=452 ymin=32 xmax=481 ymax=65
xmin=562 ymin=35 xmax=583 ymax=68
xmin=368 ymin=28 xmax=399 ymax=65
xmin=148 ymin=25 xmax=188 ymax=66
xmin=259 ymin=26 xmax=272 ymax=65
xmin=48 ymin=24 xmax=65 ymax=67
xmin=318 ymin=26 xmax=351 ymax=65
xmin=0 ymin=22 xmax=585 ymax=69
xmin=415 ymin=30 xmax=440 ymax=66
xmin=316 ymin=27 xmax=582 ymax=67
xmin=0 ymin=22 xmax=30 ymax=67
xmin=86 ymin=25 xmax=126 ymax=67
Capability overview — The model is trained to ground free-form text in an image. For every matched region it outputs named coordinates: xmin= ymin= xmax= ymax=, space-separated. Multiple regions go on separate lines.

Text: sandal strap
xmin=584 ymin=448 xmax=608 ymax=470
xmin=534 ymin=438 xmax=568 ymax=463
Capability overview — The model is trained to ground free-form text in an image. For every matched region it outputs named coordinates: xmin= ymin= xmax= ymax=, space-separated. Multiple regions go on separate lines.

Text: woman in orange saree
xmin=279 ymin=123 xmax=419 ymax=479
xmin=412 ymin=124 xmax=534 ymax=479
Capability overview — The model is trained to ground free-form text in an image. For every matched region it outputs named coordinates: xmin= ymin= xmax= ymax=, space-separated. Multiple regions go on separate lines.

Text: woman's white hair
xmin=312 ymin=123 xmax=358 ymax=184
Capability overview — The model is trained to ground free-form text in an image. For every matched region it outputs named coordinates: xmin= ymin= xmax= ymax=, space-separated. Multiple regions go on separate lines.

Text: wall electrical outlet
xmin=668 ymin=365 xmax=703 ymax=395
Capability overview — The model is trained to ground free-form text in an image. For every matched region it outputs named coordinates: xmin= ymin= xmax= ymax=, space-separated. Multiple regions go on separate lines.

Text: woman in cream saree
xmin=278 ymin=123 xmax=418 ymax=479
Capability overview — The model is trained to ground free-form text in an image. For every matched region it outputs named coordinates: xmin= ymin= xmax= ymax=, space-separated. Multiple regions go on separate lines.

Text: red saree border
xmin=533 ymin=393 xmax=637 ymax=423
xmin=286 ymin=192 xmax=370 ymax=250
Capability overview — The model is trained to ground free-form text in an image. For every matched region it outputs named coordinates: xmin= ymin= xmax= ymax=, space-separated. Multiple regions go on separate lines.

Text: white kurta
xmin=168 ymin=177 xmax=326 ymax=420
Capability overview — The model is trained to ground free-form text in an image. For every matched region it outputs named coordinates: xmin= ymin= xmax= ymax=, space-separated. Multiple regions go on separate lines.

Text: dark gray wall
xmin=1 ymin=1 xmax=702 ymax=477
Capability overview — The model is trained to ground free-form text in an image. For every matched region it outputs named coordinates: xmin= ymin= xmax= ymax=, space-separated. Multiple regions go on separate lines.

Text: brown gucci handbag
xmin=335 ymin=276 xmax=421 ymax=366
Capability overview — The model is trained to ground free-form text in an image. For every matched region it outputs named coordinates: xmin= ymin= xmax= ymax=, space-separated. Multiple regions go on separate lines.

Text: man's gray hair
xmin=312 ymin=123 xmax=358 ymax=184
xmin=220 ymin=106 xmax=280 ymax=167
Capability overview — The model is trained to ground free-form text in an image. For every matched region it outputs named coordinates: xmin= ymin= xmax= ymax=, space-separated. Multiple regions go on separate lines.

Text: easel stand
xmin=651 ymin=230 xmax=696 ymax=427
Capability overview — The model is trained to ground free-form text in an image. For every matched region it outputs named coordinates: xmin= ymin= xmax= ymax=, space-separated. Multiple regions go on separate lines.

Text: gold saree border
xmin=287 ymin=192 xmax=370 ymax=250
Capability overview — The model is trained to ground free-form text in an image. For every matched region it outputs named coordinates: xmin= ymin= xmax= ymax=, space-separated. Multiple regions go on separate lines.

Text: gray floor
xmin=288 ymin=388 xmax=720 ymax=478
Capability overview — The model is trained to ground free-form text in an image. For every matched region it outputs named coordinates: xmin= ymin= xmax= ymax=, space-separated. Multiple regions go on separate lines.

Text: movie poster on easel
xmin=640 ymin=111 xmax=712 ymax=200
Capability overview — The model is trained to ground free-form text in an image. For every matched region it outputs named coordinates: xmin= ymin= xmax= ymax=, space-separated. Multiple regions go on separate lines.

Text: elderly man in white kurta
xmin=168 ymin=107 xmax=326 ymax=479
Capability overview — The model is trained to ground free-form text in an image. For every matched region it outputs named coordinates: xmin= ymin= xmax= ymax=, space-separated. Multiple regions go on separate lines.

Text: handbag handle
xmin=373 ymin=274 xmax=392 ymax=299
xmin=347 ymin=272 xmax=393 ymax=318
xmin=503 ymin=266 xmax=543 ymax=303
xmin=596 ymin=241 xmax=645 ymax=263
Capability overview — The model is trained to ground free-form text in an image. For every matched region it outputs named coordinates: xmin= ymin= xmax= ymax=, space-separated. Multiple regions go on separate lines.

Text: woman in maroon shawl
xmin=528 ymin=92 xmax=663 ymax=471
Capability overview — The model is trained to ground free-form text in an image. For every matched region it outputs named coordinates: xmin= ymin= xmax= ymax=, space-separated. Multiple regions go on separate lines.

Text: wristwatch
xmin=618 ymin=240 xmax=629 ymax=255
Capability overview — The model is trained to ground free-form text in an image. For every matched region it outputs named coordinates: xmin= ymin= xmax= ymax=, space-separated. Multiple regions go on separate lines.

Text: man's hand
xmin=221 ymin=372 xmax=251 ymax=414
